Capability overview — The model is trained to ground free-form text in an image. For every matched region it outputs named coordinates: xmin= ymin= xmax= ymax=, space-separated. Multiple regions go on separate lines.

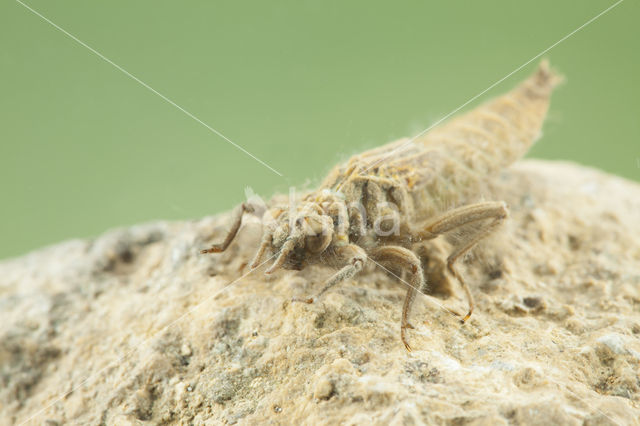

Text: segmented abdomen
xmin=388 ymin=61 xmax=560 ymax=217
xmin=320 ymin=61 xmax=560 ymax=219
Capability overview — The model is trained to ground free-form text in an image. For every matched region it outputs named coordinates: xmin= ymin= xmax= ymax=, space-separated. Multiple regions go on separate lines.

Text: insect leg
xmin=247 ymin=207 xmax=286 ymax=268
xmin=369 ymin=245 xmax=426 ymax=352
xmin=348 ymin=203 xmax=367 ymax=237
xmin=388 ymin=185 xmax=412 ymax=216
xmin=339 ymin=181 xmax=367 ymax=237
xmin=351 ymin=175 xmax=410 ymax=218
xmin=417 ymin=201 xmax=508 ymax=323
xmin=355 ymin=175 xmax=413 ymax=217
xmin=201 ymin=203 xmax=254 ymax=254
xmin=328 ymin=201 xmax=349 ymax=244
xmin=292 ymin=244 xmax=367 ymax=303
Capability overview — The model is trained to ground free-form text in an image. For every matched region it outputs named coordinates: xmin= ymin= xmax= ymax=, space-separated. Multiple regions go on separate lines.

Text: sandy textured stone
xmin=1 ymin=160 xmax=639 ymax=425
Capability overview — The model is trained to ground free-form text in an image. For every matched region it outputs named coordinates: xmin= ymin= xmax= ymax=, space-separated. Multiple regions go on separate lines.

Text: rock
xmin=1 ymin=160 xmax=639 ymax=425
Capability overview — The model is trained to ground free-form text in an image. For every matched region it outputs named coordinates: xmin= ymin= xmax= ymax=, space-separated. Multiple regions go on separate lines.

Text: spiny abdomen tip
xmin=534 ymin=59 xmax=564 ymax=90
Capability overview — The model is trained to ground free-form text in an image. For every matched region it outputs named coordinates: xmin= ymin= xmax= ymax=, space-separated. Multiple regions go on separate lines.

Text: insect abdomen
xmin=408 ymin=61 xmax=561 ymax=215
xmin=428 ymin=60 xmax=560 ymax=173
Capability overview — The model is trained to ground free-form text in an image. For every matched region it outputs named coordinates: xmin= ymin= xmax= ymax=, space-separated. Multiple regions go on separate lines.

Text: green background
xmin=1 ymin=1 xmax=638 ymax=260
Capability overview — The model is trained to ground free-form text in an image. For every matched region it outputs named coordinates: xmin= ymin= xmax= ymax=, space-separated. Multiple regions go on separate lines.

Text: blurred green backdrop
xmin=1 ymin=0 xmax=638 ymax=260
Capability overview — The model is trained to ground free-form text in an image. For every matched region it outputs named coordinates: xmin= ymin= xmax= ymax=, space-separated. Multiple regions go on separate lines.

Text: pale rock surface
xmin=1 ymin=160 xmax=639 ymax=425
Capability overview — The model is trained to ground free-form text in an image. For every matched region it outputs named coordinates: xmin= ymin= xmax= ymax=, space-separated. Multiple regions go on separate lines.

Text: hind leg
xmin=417 ymin=201 xmax=508 ymax=322
xmin=201 ymin=203 xmax=255 ymax=254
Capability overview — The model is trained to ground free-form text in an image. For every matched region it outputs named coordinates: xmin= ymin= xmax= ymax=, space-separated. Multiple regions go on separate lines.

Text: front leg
xmin=201 ymin=203 xmax=254 ymax=254
xmin=292 ymin=244 xmax=367 ymax=303
xmin=369 ymin=245 xmax=426 ymax=352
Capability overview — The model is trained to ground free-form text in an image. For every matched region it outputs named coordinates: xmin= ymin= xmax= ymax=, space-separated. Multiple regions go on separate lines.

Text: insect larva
xmin=203 ymin=61 xmax=561 ymax=350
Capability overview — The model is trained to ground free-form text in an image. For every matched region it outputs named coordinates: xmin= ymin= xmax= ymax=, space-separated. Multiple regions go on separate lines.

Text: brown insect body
xmin=203 ymin=61 xmax=561 ymax=350
xmin=322 ymin=61 xmax=559 ymax=221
